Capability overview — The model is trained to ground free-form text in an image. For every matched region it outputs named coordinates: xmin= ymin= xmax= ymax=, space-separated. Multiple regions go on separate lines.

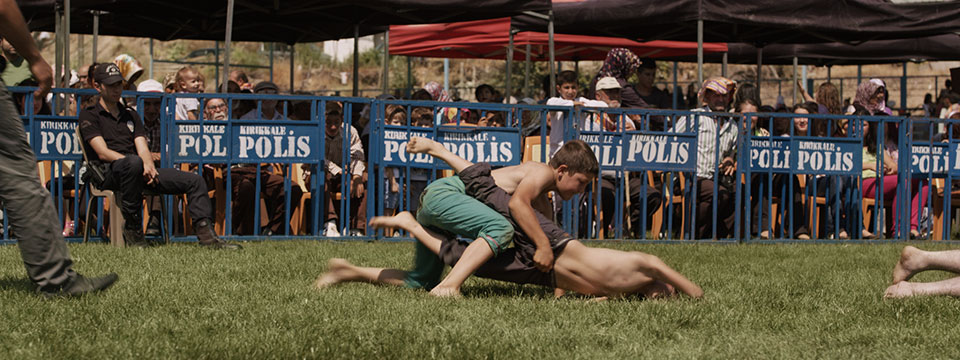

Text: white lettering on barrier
xmin=40 ymin=131 xmax=83 ymax=155
xmin=625 ymin=135 xmax=690 ymax=165
xmin=382 ymin=138 xmax=513 ymax=164
xmin=237 ymin=135 xmax=310 ymax=159
xmin=750 ymin=148 xmax=790 ymax=169
xmin=179 ymin=134 xmax=228 ymax=157
xmin=796 ymin=150 xmax=854 ymax=172
xmin=911 ymin=145 xmax=949 ymax=174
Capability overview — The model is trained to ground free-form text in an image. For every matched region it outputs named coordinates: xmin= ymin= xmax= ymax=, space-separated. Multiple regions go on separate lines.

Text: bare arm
xmin=639 ymin=254 xmax=703 ymax=298
xmin=509 ymin=167 xmax=555 ymax=272
xmin=0 ymin=0 xmax=51 ymax=102
xmin=88 ymin=136 xmax=127 ymax=163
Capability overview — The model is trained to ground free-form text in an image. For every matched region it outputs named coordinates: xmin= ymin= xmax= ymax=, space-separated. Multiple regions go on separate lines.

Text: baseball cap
xmin=93 ymin=63 xmax=124 ymax=85
xmin=595 ymin=77 xmax=621 ymax=91
xmin=702 ymin=77 xmax=735 ymax=95
xmin=137 ymin=79 xmax=164 ymax=93
xmin=253 ymin=81 xmax=279 ymax=93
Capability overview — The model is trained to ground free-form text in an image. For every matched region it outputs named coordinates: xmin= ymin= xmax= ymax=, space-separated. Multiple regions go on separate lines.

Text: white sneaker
xmin=324 ymin=221 xmax=341 ymax=237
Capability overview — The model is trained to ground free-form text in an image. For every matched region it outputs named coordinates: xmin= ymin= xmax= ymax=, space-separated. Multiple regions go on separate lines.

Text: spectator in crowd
xmin=322 ymin=101 xmax=366 ymax=237
xmin=196 ymin=72 xmax=206 ymax=93
xmin=136 ymin=79 xmax=165 ymax=236
xmin=885 ymin=246 xmax=960 ymax=298
xmin=588 ymin=48 xmax=649 ymax=109
xmin=475 ymin=84 xmax=497 ymax=103
xmin=163 ymin=73 xmax=176 ymax=93
xmin=547 ymin=70 xmax=606 ymax=158
xmin=734 ymin=87 xmax=773 ymax=238
xmin=230 ymin=69 xmax=252 ymax=92
xmin=635 ymin=58 xmax=672 ymax=109
xmin=76 ymin=63 xmax=90 ymax=88
xmin=767 ymin=102 xmax=819 ymax=240
xmin=860 ymin=108 xmax=928 ymax=238
xmin=240 ymin=81 xmax=285 ymax=120
xmin=203 ymin=97 xmax=228 ymax=121
xmin=799 ymin=81 xmax=842 ymax=115
xmin=422 ymin=81 xmax=458 ymax=124
xmin=0 ymin=0 xmax=117 ymax=297
xmin=174 ymin=66 xmax=202 ymax=120
xmin=923 ymin=93 xmax=935 ymax=118
xmin=943 ymin=79 xmax=953 ymax=97
xmin=685 ymin=82 xmax=699 ymax=110
xmin=671 ymin=77 xmax=738 ymax=239
xmin=79 ymin=63 xmax=239 ymax=249
xmin=852 ymin=79 xmax=892 ymax=116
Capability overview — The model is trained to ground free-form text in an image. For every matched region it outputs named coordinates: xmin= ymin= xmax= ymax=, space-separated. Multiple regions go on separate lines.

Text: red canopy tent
xmin=389 ymin=17 xmax=727 ymax=61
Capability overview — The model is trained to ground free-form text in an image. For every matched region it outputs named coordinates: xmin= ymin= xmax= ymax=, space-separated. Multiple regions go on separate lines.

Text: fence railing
xmin=4 ymin=87 xmax=959 ymax=245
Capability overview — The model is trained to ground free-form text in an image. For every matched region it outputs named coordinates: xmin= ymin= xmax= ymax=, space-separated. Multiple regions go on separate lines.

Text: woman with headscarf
xmin=852 ymin=79 xmax=892 ymax=116
xmin=421 ymin=81 xmax=459 ymax=124
xmin=588 ymin=48 xmax=649 ymax=108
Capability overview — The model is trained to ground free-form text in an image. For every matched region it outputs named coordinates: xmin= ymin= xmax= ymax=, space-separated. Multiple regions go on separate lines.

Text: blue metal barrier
xmin=5 ymin=86 xmax=960 ymax=245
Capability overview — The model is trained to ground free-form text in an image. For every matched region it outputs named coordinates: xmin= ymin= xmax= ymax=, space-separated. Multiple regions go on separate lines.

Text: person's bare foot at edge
xmin=429 ymin=286 xmax=463 ymax=298
xmin=884 ymin=281 xmax=915 ymax=299
xmin=407 ymin=136 xmax=442 ymax=155
xmin=314 ymin=258 xmax=356 ymax=289
xmin=892 ymin=245 xmax=922 ymax=284
xmin=369 ymin=211 xmax=418 ymax=231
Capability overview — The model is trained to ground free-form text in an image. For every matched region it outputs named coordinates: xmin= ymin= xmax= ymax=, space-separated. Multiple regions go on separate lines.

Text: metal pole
xmin=214 ymin=41 xmax=220 ymax=88
xmin=792 ymin=56 xmax=798 ymax=105
xmin=548 ymin=10 xmax=556 ymax=98
xmin=149 ymin=39 xmax=154 ymax=80
xmin=901 ymin=61 xmax=908 ymax=114
xmin=673 ymin=61 xmax=678 ymax=109
xmin=443 ymin=58 xmax=449 ymax=94
xmin=505 ymin=28 xmax=514 ymax=101
xmin=290 ymin=44 xmax=295 ymax=93
xmin=802 ymin=64 xmax=808 ymax=101
xmin=722 ymin=52 xmax=728 ymax=78
xmin=857 ymin=64 xmax=862 ymax=85
xmin=54 ymin=6 xmax=61 ymax=91
xmin=92 ymin=11 xmax=98 ymax=63
xmin=64 ymin=0 xmax=70 ymax=89
xmin=222 ymin=0 xmax=234 ymax=94
xmin=756 ymin=47 xmax=763 ymax=95
xmin=269 ymin=43 xmax=274 ymax=82
xmin=697 ymin=19 xmax=703 ymax=86
xmin=406 ymin=56 xmax=412 ymax=98
xmin=826 ymin=65 xmax=831 ymax=83
xmin=523 ymin=43 xmax=531 ymax=98
xmin=353 ymin=25 xmax=359 ymax=97
xmin=381 ymin=31 xmax=389 ymax=94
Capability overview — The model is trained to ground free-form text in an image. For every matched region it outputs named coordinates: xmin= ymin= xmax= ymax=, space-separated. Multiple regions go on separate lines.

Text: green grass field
xmin=1 ymin=240 xmax=959 ymax=359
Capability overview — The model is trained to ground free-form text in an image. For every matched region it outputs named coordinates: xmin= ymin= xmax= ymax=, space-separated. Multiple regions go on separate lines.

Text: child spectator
xmin=174 ymin=66 xmax=201 ymax=120
xmin=546 ymin=70 xmax=607 ymax=158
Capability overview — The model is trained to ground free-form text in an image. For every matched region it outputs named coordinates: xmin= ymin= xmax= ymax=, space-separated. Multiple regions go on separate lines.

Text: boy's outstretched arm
xmin=509 ymin=168 xmax=555 ymax=272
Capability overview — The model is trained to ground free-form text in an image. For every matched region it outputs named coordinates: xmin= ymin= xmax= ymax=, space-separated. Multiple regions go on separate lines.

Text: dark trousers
xmin=230 ymin=166 xmax=303 ymax=235
xmin=101 ymin=155 xmax=212 ymax=229
xmin=0 ymin=82 xmax=76 ymax=288
xmin=599 ymin=174 xmax=662 ymax=238
xmin=324 ymin=172 xmax=366 ymax=232
xmin=746 ymin=173 xmax=809 ymax=238
xmin=694 ymin=177 xmax=735 ymax=239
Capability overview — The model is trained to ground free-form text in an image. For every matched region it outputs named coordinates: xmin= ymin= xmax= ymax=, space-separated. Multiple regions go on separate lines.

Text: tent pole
xmin=64 ymin=0 xmax=69 ymax=90
xmin=149 ymin=39 xmax=154 ymax=80
xmin=222 ymin=0 xmax=234 ymax=93
xmin=406 ymin=56 xmax=412 ymax=98
xmin=548 ymin=10 xmax=556 ymax=98
xmin=802 ymin=65 xmax=808 ymax=100
xmin=756 ymin=47 xmax=763 ymax=95
xmin=214 ymin=41 xmax=220 ymax=88
xmin=901 ymin=61 xmax=907 ymax=114
xmin=353 ymin=24 xmax=359 ymax=97
xmin=792 ymin=56 xmax=798 ymax=105
xmin=696 ymin=20 xmax=703 ymax=86
xmin=505 ymin=28 xmax=513 ymax=101
xmin=443 ymin=58 xmax=449 ymax=94
xmin=523 ymin=43 xmax=530 ymax=97
xmin=91 ymin=11 xmax=98 ymax=63
xmin=381 ymin=31 xmax=389 ymax=95
xmin=54 ymin=5 xmax=61 ymax=91
xmin=574 ymin=60 xmax=579 ymax=79
xmin=269 ymin=43 xmax=274 ymax=82
xmin=290 ymin=44 xmax=295 ymax=93
xmin=857 ymin=64 xmax=862 ymax=85
xmin=721 ymin=52 xmax=728 ymax=78
xmin=673 ymin=61 xmax=678 ymax=109
xmin=827 ymin=65 xmax=831 ymax=83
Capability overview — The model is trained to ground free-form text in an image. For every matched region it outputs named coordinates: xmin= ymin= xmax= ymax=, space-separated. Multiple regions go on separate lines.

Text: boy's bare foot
xmin=892 ymin=246 xmax=922 ymax=284
xmin=884 ymin=281 xmax=915 ymax=299
xmin=314 ymin=258 xmax=356 ymax=289
xmin=429 ymin=286 xmax=463 ymax=298
xmin=407 ymin=136 xmax=441 ymax=155
xmin=369 ymin=211 xmax=418 ymax=231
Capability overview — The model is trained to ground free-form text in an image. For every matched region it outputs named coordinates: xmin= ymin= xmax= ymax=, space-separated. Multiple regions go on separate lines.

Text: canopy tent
xmin=661 ymin=34 xmax=960 ymax=66
xmin=18 ymin=0 xmax=550 ymax=95
xmin=389 ymin=17 xmax=727 ymax=61
xmin=513 ymin=0 xmax=960 ymax=86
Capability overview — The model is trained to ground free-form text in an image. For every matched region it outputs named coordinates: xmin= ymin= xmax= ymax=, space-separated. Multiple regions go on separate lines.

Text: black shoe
xmin=145 ymin=216 xmax=161 ymax=237
xmin=194 ymin=218 xmax=242 ymax=250
xmin=38 ymin=273 xmax=119 ymax=298
xmin=123 ymin=227 xmax=150 ymax=248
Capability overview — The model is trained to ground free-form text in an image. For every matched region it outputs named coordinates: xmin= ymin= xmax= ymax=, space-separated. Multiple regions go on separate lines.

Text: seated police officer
xmin=79 ymin=63 xmax=240 ymax=249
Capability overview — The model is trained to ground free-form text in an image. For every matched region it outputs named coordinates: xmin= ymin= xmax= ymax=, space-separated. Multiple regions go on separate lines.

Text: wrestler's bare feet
xmin=369 ymin=211 xmax=418 ymax=231
xmin=429 ymin=286 xmax=463 ymax=298
xmin=884 ymin=281 xmax=915 ymax=299
xmin=314 ymin=258 xmax=357 ymax=289
xmin=892 ymin=246 xmax=923 ymax=284
xmin=407 ymin=136 xmax=442 ymax=155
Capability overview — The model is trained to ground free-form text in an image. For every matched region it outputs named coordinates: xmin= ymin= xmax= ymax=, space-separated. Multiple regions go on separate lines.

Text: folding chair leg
xmin=83 ymin=195 xmax=94 ymax=244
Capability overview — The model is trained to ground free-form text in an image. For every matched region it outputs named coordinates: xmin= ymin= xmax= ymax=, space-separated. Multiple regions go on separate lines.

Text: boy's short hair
xmin=639 ymin=58 xmax=656 ymax=70
xmin=549 ymin=140 xmax=599 ymax=176
xmin=557 ymin=70 xmax=577 ymax=86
